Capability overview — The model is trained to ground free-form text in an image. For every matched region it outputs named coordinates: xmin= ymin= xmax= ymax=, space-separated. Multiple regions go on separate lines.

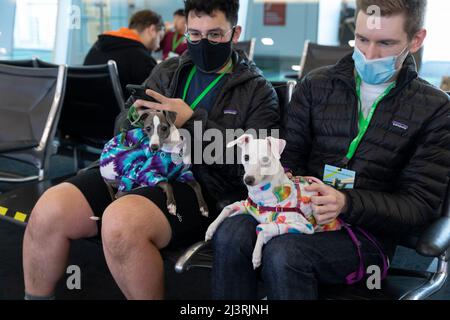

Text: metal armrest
xmin=416 ymin=216 xmax=450 ymax=257
xmin=174 ymin=241 xmax=213 ymax=274
xmin=0 ymin=140 xmax=39 ymax=153
xmin=400 ymin=251 xmax=448 ymax=300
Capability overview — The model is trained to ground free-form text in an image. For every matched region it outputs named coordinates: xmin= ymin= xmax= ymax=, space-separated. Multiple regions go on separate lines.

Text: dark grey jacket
xmin=116 ymin=50 xmax=280 ymax=201
xmin=282 ymin=53 xmax=450 ymax=252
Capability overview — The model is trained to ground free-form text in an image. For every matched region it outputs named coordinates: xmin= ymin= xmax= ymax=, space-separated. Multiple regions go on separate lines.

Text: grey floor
xmin=0 ymin=154 xmax=448 ymax=300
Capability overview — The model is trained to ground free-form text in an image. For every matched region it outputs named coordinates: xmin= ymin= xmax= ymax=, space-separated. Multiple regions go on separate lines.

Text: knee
xmin=101 ymin=205 xmax=138 ymax=260
xmin=101 ymin=196 xmax=169 ymax=257
xmin=27 ymin=185 xmax=71 ymax=239
xmin=212 ymin=215 xmax=257 ymax=257
xmin=262 ymin=235 xmax=313 ymax=275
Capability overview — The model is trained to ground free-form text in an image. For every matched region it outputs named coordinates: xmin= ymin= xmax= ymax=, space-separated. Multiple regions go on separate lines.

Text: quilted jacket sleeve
xmin=281 ymin=77 xmax=313 ymax=176
xmin=342 ymin=96 xmax=450 ymax=236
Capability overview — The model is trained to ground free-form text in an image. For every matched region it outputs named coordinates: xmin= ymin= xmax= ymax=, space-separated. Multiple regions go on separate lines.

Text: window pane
xmin=14 ymin=0 xmax=58 ymax=50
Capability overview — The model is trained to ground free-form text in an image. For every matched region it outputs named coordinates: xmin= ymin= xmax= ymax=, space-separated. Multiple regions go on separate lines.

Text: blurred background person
xmin=159 ymin=8 xmax=188 ymax=60
xmin=84 ymin=9 xmax=165 ymax=93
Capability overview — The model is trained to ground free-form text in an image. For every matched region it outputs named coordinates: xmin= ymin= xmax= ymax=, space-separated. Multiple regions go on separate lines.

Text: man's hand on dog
xmin=134 ymin=89 xmax=194 ymax=128
xmin=305 ymin=183 xmax=347 ymax=226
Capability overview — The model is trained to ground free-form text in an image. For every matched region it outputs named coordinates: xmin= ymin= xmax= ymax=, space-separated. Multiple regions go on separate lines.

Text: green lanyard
xmin=344 ymin=74 xmax=396 ymax=163
xmin=182 ymin=62 xmax=232 ymax=110
xmin=172 ymin=33 xmax=185 ymax=52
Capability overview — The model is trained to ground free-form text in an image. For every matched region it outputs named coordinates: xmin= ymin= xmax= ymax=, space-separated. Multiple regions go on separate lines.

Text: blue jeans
xmin=212 ymin=215 xmax=386 ymax=300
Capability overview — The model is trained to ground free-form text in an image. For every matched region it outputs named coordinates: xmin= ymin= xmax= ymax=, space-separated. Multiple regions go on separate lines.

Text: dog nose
xmin=244 ymin=176 xmax=255 ymax=186
xmin=151 ymin=144 xmax=159 ymax=151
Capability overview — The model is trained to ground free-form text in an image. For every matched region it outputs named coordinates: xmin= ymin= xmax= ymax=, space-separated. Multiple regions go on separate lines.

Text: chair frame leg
xmin=400 ymin=251 xmax=449 ymax=300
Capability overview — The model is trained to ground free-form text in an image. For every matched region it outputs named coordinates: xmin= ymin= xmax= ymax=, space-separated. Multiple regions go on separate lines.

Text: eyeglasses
xmin=185 ymin=26 xmax=236 ymax=45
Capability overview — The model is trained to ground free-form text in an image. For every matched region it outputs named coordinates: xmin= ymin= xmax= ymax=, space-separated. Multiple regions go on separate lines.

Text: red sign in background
xmin=264 ymin=3 xmax=287 ymax=26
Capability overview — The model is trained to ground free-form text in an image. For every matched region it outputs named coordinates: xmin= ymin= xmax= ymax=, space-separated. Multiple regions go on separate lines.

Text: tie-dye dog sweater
xmin=100 ymin=128 xmax=194 ymax=192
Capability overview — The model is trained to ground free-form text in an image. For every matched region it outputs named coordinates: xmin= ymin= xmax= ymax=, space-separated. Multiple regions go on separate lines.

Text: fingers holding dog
xmin=306 ymin=183 xmax=347 ymax=224
xmin=313 ymin=211 xmax=337 ymax=226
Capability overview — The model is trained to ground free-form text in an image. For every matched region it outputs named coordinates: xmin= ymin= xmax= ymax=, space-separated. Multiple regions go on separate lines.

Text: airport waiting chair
xmin=299 ymin=40 xmax=354 ymax=79
xmin=0 ymin=59 xmax=38 ymax=68
xmin=0 ymin=63 xmax=67 ymax=182
xmin=270 ymin=80 xmax=297 ymax=123
xmin=37 ymin=60 xmax=125 ymax=170
xmin=235 ymin=38 xmax=256 ymax=61
xmin=286 ymin=40 xmax=353 ymax=80
xmin=60 ymin=61 xmax=125 ymax=168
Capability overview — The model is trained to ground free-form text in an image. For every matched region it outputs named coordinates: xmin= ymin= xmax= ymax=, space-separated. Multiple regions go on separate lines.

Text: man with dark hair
xmin=212 ymin=0 xmax=450 ymax=299
xmin=22 ymin=0 xmax=279 ymax=300
xmin=160 ymin=9 xmax=188 ymax=60
xmin=84 ymin=9 xmax=165 ymax=93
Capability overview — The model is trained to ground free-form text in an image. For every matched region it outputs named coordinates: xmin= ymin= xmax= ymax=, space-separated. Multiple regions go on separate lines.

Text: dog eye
xmin=244 ymin=155 xmax=250 ymax=162
xmin=160 ymin=125 xmax=168 ymax=132
xmin=145 ymin=126 xmax=152 ymax=132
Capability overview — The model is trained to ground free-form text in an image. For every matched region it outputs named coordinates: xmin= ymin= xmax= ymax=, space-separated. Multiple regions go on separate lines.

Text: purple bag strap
xmin=338 ymin=219 xmax=389 ymax=285
xmin=356 ymin=226 xmax=389 ymax=280
xmin=339 ymin=220 xmax=365 ymax=285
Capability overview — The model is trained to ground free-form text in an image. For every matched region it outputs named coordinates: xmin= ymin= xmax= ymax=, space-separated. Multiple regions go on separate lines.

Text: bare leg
xmin=23 ymin=183 xmax=98 ymax=297
xmin=101 ymin=195 xmax=172 ymax=300
xmin=186 ymin=180 xmax=209 ymax=217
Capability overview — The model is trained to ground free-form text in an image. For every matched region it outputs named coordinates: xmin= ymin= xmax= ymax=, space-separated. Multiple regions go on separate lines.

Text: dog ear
xmin=130 ymin=106 xmax=151 ymax=126
xmin=136 ymin=106 xmax=151 ymax=120
xmin=226 ymin=134 xmax=253 ymax=149
xmin=163 ymin=110 xmax=178 ymax=126
xmin=267 ymin=137 xmax=286 ymax=160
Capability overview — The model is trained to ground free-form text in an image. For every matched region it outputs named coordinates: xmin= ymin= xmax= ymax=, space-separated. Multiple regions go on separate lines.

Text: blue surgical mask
xmin=352 ymin=46 xmax=409 ymax=85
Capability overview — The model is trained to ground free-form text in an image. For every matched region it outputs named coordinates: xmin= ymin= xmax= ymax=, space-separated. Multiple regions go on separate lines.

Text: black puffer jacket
xmin=282 ymin=53 xmax=450 ymax=251
xmin=117 ymin=50 xmax=280 ymax=201
xmin=84 ymin=34 xmax=157 ymax=94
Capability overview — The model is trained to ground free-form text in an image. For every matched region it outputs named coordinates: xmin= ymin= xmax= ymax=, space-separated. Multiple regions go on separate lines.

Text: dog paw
xmin=252 ymin=256 xmax=262 ymax=269
xmin=167 ymin=204 xmax=177 ymax=215
xmin=200 ymin=206 xmax=209 ymax=217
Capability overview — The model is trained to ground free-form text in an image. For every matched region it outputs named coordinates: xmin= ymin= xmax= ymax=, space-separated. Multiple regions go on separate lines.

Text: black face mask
xmin=187 ymin=34 xmax=234 ymax=73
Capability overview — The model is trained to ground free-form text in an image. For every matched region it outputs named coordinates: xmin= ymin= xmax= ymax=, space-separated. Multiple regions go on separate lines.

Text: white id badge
xmin=323 ymin=165 xmax=356 ymax=190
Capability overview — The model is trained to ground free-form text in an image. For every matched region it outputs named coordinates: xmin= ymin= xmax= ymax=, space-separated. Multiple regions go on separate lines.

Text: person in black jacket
xmin=22 ymin=0 xmax=279 ymax=300
xmin=212 ymin=0 xmax=450 ymax=299
xmin=84 ymin=10 xmax=164 ymax=94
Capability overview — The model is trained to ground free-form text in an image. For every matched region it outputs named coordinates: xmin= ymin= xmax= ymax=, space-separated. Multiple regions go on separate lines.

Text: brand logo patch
xmin=223 ymin=109 xmax=238 ymax=115
xmin=392 ymin=121 xmax=408 ymax=130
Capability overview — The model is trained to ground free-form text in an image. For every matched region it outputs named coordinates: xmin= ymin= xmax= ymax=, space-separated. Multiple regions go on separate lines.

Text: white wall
xmin=244 ymin=1 xmax=319 ymax=57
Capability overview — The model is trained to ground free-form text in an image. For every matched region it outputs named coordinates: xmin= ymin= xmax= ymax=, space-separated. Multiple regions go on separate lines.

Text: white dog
xmin=205 ymin=135 xmax=341 ymax=269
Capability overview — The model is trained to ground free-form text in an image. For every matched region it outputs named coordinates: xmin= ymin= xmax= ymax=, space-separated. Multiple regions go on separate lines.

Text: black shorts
xmin=65 ymin=169 xmax=219 ymax=248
